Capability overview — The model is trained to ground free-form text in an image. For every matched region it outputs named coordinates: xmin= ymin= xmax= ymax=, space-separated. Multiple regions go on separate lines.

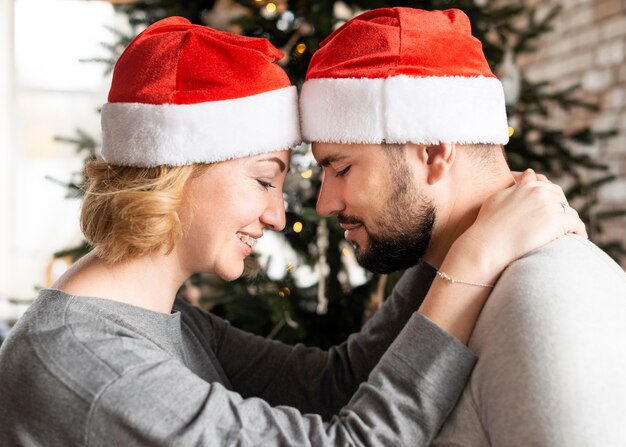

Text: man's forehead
xmin=312 ymin=147 xmax=349 ymax=168
xmin=312 ymin=142 xmax=377 ymax=165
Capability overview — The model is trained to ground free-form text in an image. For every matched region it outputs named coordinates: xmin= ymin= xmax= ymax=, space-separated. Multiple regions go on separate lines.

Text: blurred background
xmin=1 ymin=0 xmax=625 ymax=347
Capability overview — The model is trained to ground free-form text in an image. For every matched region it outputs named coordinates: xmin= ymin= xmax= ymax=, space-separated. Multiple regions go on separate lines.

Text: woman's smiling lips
xmin=237 ymin=232 xmax=261 ymax=256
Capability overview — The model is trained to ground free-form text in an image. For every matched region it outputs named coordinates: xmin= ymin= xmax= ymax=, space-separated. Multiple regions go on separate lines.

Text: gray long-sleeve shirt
xmin=0 ymin=262 xmax=476 ymax=446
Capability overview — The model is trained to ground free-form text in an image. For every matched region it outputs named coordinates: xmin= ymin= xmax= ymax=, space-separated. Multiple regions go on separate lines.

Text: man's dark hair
xmin=463 ymin=144 xmax=507 ymax=164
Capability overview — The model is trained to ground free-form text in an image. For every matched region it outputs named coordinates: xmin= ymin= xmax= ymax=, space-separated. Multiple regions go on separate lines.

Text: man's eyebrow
xmin=258 ymin=157 xmax=287 ymax=173
xmin=317 ymin=154 xmax=348 ymax=167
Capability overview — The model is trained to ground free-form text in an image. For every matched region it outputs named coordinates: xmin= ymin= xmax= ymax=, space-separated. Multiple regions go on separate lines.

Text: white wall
xmin=0 ymin=0 xmax=17 ymax=320
xmin=1 ymin=0 xmax=122 ymax=323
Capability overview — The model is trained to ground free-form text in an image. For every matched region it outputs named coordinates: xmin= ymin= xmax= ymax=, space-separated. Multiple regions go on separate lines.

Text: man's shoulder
xmin=456 ymin=238 xmax=626 ymax=447
xmin=496 ymin=235 xmax=625 ymax=295
xmin=513 ymin=234 xmax=622 ymax=271
xmin=471 ymin=235 xmax=626 ymax=348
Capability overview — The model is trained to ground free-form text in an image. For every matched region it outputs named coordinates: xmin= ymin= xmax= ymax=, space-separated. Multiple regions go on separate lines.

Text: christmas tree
xmin=55 ymin=0 xmax=624 ymax=349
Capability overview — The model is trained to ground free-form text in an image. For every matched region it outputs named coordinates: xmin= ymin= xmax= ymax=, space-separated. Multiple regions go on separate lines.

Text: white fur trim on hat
xmin=300 ymin=76 xmax=509 ymax=145
xmin=101 ymin=86 xmax=300 ymax=167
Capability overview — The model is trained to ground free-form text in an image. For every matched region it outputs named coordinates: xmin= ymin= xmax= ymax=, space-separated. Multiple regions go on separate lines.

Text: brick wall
xmin=517 ymin=0 xmax=626 ymax=267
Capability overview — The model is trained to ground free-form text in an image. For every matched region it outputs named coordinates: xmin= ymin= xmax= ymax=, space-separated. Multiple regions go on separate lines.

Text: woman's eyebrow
xmin=258 ymin=157 xmax=287 ymax=173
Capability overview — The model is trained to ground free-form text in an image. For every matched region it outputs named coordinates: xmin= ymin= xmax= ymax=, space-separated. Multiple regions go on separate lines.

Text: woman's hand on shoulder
xmin=457 ymin=169 xmax=587 ymax=274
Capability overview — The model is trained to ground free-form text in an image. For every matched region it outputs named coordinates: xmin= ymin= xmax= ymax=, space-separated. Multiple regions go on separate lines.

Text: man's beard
xmin=339 ymin=172 xmax=436 ymax=274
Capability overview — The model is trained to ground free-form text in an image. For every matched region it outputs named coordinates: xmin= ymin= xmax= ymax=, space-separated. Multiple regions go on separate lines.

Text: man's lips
xmin=339 ymin=223 xmax=362 ymax=231
xmin=339 ymin=222 xmax=364 ymax=242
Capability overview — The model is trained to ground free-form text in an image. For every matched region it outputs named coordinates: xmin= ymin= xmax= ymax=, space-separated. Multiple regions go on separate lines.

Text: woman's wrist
xmin=417 ymin=236 xmax=503 ymax=345
xmin=444 ymin=230 xmax=506 ymax=287
xmin=418 ymin=274 xmax=492 ymax=345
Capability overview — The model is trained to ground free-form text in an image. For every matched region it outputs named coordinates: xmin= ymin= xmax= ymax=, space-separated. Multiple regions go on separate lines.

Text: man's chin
xmin=355 ymin=250 xmax=418 ymax=274
xmin=350 ymin=211 xmax=433 ymax=274
xmin=354 ymin=235 xmax=427 ymax=273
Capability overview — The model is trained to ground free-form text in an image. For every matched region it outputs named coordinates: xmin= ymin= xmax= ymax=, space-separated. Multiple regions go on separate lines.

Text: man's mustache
xmin=337 ymin=214 xmax=364 ymax=226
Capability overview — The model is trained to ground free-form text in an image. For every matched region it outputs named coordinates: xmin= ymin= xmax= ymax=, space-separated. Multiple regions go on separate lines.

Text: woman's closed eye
xmin=256 ymin=179 xmax=276 ymax=190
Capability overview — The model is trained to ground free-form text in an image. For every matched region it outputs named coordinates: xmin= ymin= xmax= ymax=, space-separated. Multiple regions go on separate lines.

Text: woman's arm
xmin=88 ymin=309 xmax=475 ymax=446
xmin=178 ymin=259 xmax=458 ymax=419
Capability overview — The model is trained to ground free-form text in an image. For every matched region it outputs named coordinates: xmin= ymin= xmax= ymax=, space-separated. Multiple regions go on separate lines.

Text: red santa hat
xmin=300 ymin=8 xmax=509 ymax=145
xmin=101 ymin=17 xmax=300 ymax=167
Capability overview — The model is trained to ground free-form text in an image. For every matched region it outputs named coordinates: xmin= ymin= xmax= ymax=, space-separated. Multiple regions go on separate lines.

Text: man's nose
xmin=316 ymin=177 xmax=343 ymax=217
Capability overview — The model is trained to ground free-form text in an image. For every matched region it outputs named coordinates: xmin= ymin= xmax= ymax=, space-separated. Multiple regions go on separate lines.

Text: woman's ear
xmin=425 ymin=143 xmax=456 ymax=185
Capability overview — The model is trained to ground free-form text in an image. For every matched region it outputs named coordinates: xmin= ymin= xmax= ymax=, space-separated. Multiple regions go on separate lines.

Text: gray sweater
xmin=0 ymin=261 xmax=475 ymax=446
xmin=433 ymin=236 xmax=626 ymax=446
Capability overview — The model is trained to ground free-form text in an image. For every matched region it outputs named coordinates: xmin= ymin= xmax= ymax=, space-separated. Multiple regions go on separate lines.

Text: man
xmin=300 ymin=7 xmax=626 ymax=446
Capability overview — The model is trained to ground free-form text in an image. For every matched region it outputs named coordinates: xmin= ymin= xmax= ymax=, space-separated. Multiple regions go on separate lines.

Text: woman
xmin=0 ymin=17 xmax=585 ymax=446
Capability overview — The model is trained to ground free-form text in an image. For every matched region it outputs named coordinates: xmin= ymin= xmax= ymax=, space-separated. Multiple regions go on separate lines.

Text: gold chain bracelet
xmin=436 ymin=271 xmax=495 ymax=288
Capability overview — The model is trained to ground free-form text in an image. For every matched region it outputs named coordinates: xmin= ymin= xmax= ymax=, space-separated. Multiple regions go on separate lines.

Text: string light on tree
xmin=278 ymin=287 xmax=291 ymax=298
xmin=261 ymin=2 xmax=277 ymax=19
xmin=278 ymin=20 xmax=314 ymax=66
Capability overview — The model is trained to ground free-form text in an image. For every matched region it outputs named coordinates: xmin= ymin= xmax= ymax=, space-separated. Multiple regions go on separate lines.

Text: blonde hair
xmin=80 ymin=160 xmax=210 ymax=264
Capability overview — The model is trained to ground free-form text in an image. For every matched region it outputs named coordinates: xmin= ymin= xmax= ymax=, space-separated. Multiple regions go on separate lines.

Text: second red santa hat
xmin=300 ymin=8 xmax=509 ymax=146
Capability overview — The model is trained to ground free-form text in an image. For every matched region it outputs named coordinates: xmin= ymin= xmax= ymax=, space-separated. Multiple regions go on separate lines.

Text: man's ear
xmin=425 ymin=143 xmax=456 ymax=185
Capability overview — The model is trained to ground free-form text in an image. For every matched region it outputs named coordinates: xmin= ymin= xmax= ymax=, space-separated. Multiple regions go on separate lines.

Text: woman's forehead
xmin=246 ymin=150 xmax=291 ymax=168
